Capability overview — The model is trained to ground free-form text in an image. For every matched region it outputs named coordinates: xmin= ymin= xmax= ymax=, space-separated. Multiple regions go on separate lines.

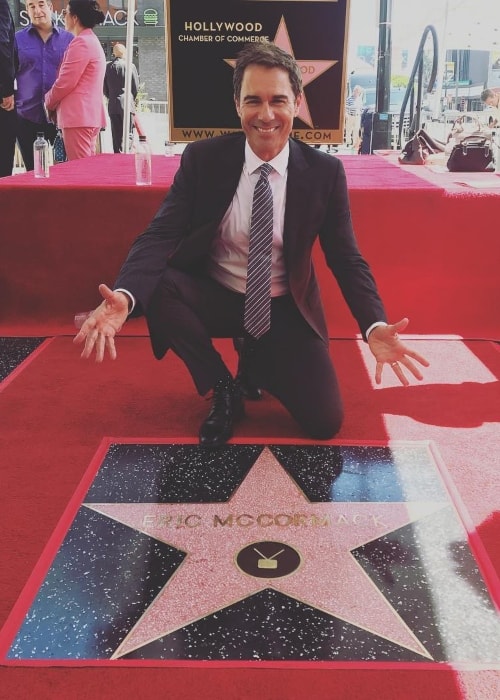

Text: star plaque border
xmin=1 ymin=439 xmax=499 ymax=668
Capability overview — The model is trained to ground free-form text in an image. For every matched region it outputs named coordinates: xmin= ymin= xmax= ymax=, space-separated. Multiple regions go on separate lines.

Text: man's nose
xmin=258 ymin=102 xmax=274 ymax=120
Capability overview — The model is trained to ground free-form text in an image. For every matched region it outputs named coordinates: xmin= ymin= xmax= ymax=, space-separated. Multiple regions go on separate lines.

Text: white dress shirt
xmin=208 ymin=141 xmax=289 ymax=296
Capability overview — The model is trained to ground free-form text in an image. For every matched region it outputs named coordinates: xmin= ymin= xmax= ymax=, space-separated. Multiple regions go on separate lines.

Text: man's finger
xmin=81 ymin=328 xmax=98 ymax=359
xmin=405 ymin=349 xmax=430 ymax=367
xmin=95 ymin=332 xmax=106 ymax=363
xmin=98 ymin=283 xmax=115 ymax=302
xmin=391 ymin=317 xmax=409 ymax=334
xmin=399 ymin=357 xmax=424 ymax=381
xmin=73 ymin=329 xmax=85 ymax=345
xmin=390 ymin=361 xmax=410 ymax=386
xmin=105 ymin=335 xmax=117 ymax=360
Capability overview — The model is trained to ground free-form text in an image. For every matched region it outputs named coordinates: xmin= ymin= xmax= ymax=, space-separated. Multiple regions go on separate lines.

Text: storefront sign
xmin=18 ymin=9 xmax=162 ymax=27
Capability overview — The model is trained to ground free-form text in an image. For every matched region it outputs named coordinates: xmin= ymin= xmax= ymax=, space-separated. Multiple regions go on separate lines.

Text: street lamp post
xmin=376 ymin=0 xmax=392 ymax=113
xmin=371 ymin=0 xmax=394 ymax=150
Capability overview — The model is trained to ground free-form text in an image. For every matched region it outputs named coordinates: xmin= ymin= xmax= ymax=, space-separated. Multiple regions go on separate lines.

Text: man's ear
xmin=234 ymin=96 xmax=241 ymax=117
xmin=294 ymin=94 xmax=303 ymax=116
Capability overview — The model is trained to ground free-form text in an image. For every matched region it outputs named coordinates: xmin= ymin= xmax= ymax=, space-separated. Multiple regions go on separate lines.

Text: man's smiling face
xmin=235 ymin=64 xmax=301 ymax=161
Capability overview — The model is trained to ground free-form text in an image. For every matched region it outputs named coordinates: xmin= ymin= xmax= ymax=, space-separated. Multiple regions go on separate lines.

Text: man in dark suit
xmin=103 ymin=42 xmax=139 ymax=153
xmin=0 ymin=0 xmax=16 ymax=177
xmin=75 ymin=43 xmax=428 ymax=447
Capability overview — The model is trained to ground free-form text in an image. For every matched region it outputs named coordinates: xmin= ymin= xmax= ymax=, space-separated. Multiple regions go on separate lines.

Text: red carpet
xmin=0 ymin=336 xmax=499 ymax=698
xmin=1 ymin=153 xmax=499 ymax=698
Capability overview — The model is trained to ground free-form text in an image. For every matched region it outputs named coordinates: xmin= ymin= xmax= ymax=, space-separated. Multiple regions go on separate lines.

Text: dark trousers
xmin=109 ymin=112 xmax=134 ymax=153
xmin=16 ymin=115 xmax=57 ymax=171
xmin=0 ymin=108 xmax=16 ymax=177
xmin=109 ymin=113 xmax=124 ymax=153
xmin=146 ymin=268 xmax=344 ymax=439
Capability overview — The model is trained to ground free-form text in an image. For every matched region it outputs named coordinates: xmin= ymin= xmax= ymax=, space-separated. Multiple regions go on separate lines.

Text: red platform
xmin=0 ymin=153 xmax=498 ymax=340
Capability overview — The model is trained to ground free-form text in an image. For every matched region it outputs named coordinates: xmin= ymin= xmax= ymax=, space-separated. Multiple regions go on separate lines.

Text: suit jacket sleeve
xmin=103 ymin=61 xmax=111 ymax=99
xmin=318 ymin=156 xmax=387 ymax=336
xmin=132 ymin=64 xmax=139 ymax=100
xmin=114 ymin=142 xmax=200 ymax=314
xmin=114 ymin=135 xmax=243 ymax=315
xmin=282 ymin=141 xmax=386 ymax=340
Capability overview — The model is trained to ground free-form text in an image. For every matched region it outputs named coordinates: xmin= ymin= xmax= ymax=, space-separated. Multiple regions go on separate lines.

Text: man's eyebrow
xmin=242 ymin=94 xmax=289 ymax=101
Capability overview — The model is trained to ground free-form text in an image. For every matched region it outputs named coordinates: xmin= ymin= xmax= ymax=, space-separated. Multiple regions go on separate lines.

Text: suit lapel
xmin=202 ymin=135 xmax=246 ymax=223
xmin=283 ymin=139 xmax=311 ymax=245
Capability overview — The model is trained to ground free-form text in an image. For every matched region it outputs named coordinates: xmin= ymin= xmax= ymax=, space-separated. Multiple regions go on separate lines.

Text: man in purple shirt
xmin=15 ymin=0 xmax=72 ymax=170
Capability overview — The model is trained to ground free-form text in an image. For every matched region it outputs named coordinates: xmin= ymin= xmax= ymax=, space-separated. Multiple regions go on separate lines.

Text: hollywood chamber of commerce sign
xmin=167 ymin=0 xmax=349 ymax=144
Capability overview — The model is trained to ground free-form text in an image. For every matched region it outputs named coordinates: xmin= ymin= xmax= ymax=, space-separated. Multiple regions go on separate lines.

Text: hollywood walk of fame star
xmin=85 ymin=447 xmax=446 ymax=660
xmin=225 ymin=16 xmax=338 ymax=128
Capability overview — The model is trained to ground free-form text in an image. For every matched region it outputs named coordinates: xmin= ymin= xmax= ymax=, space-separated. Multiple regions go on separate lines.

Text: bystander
xmin=15 ymin=0 xmax=73 ymax=170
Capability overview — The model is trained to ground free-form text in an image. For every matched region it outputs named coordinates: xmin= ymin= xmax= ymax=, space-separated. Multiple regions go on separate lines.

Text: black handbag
xmin=447 ymin=114 xmax=491 ymax=145
xmin=53 ymin=129 xmax=67 ymax=164
xmin=447 ymin=136 xmax=493 ymax=172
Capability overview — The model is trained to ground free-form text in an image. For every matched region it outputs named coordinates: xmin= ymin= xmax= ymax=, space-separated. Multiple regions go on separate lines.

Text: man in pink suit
xmin=44 ymin=0 xmax=106 ymax=160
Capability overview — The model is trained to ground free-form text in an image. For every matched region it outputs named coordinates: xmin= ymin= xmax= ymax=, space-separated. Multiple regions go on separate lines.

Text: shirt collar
xmin=245 ymin=140 xmax=289 ymax=177
xmin=27 ymin=23 xmax=58 ymax=35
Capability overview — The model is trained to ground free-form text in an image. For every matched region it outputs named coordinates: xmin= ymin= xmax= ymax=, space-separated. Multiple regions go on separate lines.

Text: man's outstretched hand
xmin=73 ymin=284 xmax=129 ymax=362
xmin=368 ymin=318 xmax=430 ymax=386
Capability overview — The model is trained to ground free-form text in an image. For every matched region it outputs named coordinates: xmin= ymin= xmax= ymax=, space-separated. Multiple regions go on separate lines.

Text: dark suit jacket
xmin=115 ymin=133 xmax=386 ymax=357
xmin=103 ymin=57 xmax=138 ymax=115
xmin=0 ymin=0 xmax=16 ymax=99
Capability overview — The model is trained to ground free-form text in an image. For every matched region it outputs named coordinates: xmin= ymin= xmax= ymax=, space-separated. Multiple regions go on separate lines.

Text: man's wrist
xmin=366 ymin=321 xmax=387 ymax=339
xmin=114 ymin=288 xmax=135 ymax=314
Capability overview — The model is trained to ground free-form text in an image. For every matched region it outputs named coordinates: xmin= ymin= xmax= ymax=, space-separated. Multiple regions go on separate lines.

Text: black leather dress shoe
xmin=199 ymin=377 xmax=244 ymax=448
xmin=233 ymin=337 xmax=262 ymax=401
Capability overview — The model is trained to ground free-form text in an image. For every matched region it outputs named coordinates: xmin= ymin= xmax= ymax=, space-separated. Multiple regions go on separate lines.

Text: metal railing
xmin=397 ymin=25 xmax=439 ymax=148
xmin=137 ymin=100 xmax=168 ymax=115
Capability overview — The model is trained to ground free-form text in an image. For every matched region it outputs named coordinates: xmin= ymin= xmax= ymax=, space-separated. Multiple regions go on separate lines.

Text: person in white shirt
xmin=344 ymin=84 xmax=364 ymax=150
xmin=481 ymin=88 xmax=500 ymax=127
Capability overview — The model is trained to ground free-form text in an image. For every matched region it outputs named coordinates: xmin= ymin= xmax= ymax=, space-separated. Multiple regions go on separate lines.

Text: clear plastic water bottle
xmin=135 ymin=135 xmax=152 ymax=186
xmin=164 ymin=140 xmax=175 ymax=156
xmin=33 ymin=132 xmax=50 ymax=178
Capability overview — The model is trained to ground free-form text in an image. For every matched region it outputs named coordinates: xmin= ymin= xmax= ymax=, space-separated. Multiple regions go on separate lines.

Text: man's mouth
xmin=255 ymin=126 xmax=278 ymax=134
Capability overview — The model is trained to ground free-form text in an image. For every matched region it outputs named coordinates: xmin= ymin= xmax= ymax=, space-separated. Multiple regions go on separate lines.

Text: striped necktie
xmin=244 ymin=162 xmax=274 ymax=339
